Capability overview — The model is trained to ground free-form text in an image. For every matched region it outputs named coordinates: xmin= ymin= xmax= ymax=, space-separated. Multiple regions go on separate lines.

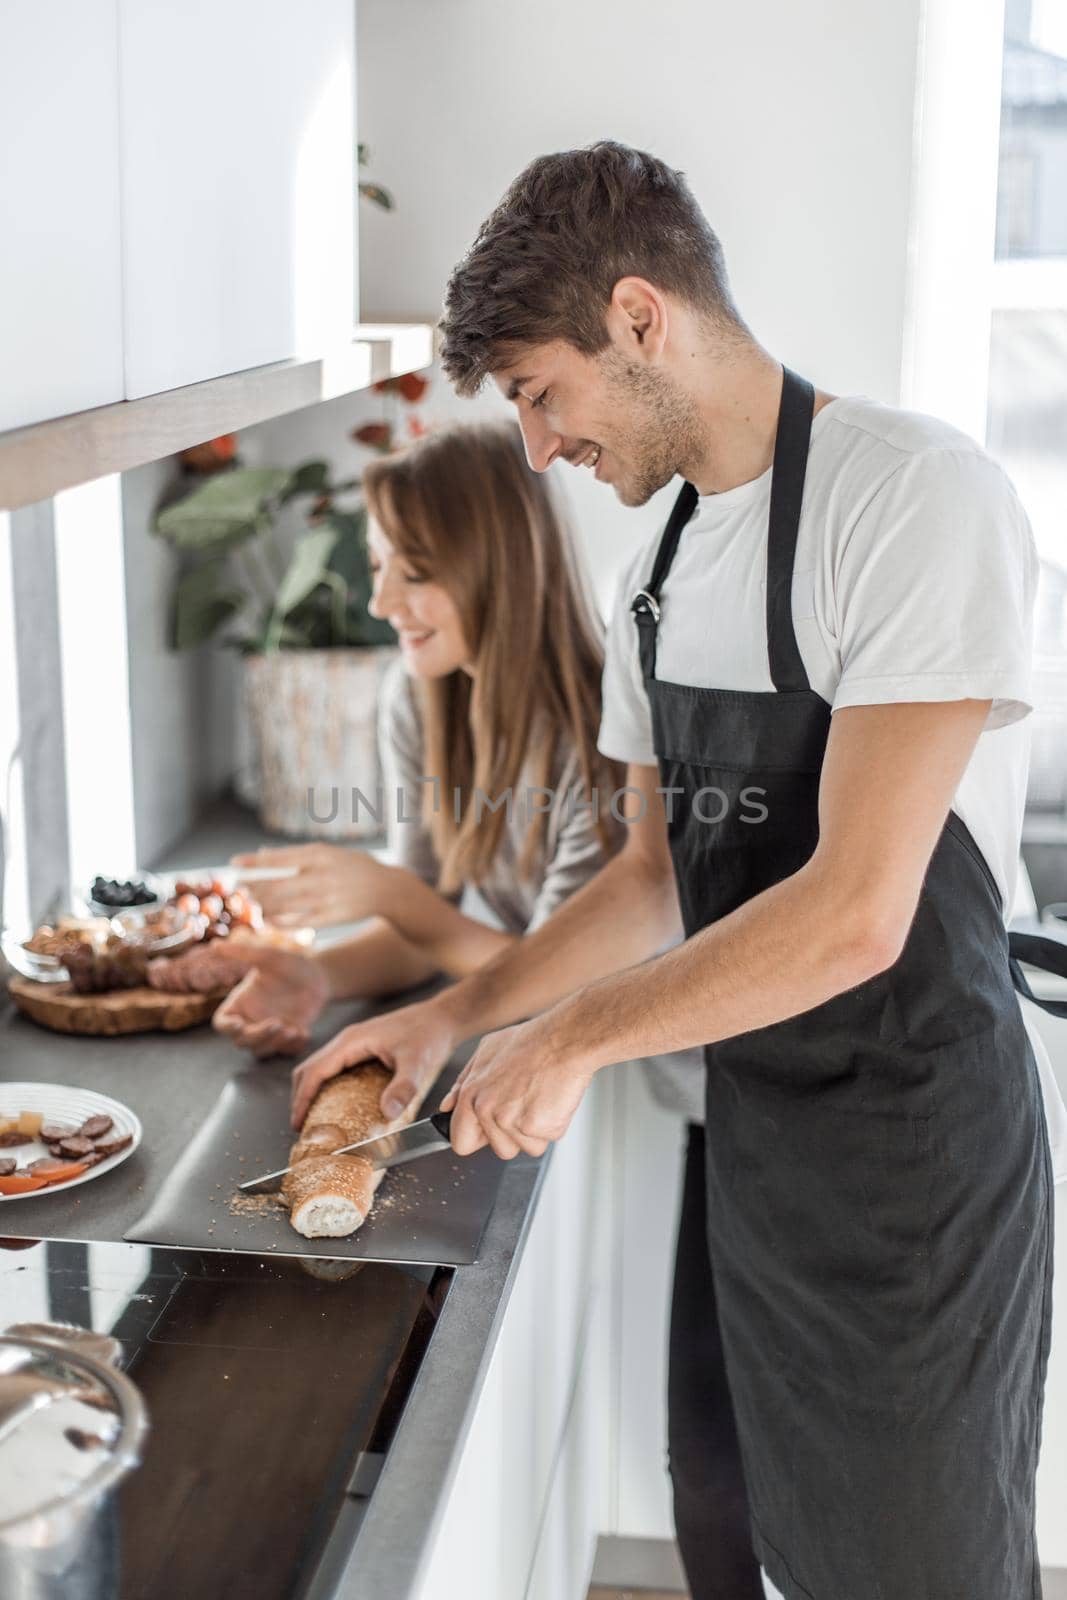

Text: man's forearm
xmin=542 ymin=858 xmax=899 ymax=1072
xmin=437 ymin=845 xmax=684 ymax=1040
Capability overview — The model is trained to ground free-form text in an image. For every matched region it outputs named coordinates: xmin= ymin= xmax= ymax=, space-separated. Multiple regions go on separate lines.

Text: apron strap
xmin=630 ymin=480 xmax=699 ymax=680
xmin=766 ymin=367 xmax=816 ymax=693
xmin=1008 ymin=930 xmax=1067 ymax=1019
xmin=630 ymin=365 xmax=815 ymax=687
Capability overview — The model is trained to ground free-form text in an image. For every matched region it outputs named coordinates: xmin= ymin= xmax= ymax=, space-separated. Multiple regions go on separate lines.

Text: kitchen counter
xmin=0 ymin=985 xmax=551 ymax=1600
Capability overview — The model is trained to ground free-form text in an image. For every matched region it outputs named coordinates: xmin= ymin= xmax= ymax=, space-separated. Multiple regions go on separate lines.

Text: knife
xmin=237 ymin=1110 xmax=454 ymax=1195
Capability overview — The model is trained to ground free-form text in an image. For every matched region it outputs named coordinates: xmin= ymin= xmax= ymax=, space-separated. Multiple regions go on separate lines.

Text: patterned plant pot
xmin=240 ymin=646 xmax=399 ymax=839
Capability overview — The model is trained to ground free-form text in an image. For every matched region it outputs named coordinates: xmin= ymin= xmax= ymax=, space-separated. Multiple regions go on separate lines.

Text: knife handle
xmin=430 ymin=1110 xmax=453 ymax=1141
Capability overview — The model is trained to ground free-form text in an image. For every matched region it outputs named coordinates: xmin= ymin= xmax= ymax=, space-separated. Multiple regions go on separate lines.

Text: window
xmin=988 ymin=0 xmax=1067 ymax=885
xmin=996 ymin=0 xmax=1067 ymax=260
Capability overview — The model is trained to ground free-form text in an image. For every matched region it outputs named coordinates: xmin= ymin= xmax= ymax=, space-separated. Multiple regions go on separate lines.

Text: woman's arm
xmin=235 ymin=847 xmax=519 ymax=981
xmin=313 ymin=916 xmax=441 ymax=999
xmin=211 ymin=889 xmax=517 ymax=1058
xmin=305 ymin=886 xmax=519 ymax=989
xmin=364 ymin=867 xmax=518 ymax=977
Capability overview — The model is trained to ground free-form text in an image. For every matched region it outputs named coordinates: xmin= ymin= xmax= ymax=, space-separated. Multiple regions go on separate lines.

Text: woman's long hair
xmin=362 ymin=420 xmax=623 ymax=893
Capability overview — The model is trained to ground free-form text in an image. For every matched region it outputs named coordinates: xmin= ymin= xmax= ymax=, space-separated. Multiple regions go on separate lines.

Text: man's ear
xmin=606 ymin=277 xmax=668 ymax=360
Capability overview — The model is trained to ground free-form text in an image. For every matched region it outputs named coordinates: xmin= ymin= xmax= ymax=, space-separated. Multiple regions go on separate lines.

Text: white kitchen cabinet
xmin=0 ymin=1 xmax=125 ymax=432
xmin=414 ymin=1072 xmax=615 ymax=1600
xmin=610 ymin=1068 xmax=686 ymax=1539
xmin=413 ymin=1064 xmax=689 ymax=1600
xmin=117 ymin=0 xmax=356 ymax=400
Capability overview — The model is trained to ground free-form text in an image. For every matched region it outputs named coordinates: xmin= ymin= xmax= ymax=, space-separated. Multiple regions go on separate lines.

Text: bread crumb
xmin=228 ymin=1191 xmax=287 ymax=1220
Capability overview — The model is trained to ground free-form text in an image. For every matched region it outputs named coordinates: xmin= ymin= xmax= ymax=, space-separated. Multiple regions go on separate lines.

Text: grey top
xmin=378 ymin=661 xmax=705 ymax=1124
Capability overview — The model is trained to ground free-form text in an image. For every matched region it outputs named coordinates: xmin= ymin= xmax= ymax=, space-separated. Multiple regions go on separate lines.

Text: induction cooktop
xmin=0 ymin=1238 xmax=451 ymax=1600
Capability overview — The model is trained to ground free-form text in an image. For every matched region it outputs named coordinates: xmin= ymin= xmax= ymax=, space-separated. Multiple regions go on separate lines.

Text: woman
xmin=201 ymin=419 xmax=626 ymax=1101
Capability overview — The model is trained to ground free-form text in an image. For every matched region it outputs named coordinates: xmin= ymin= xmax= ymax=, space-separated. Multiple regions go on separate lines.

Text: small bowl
xmin=1 ymin=932 xmax=72 ymax=984
xmin=1 ymin=908 xmax=186 ymax=985
xmin=112 ymin=902 xmax=201 ymax=957
xmin=77 ymin=872 xmax=166 ymax=919
xmin=1 ymin=920 xmax=118 ymax=984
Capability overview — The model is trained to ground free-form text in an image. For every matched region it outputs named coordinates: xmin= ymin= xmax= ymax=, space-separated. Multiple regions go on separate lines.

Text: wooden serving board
xmin=7 ymin=976 xmax=229 ymax=1035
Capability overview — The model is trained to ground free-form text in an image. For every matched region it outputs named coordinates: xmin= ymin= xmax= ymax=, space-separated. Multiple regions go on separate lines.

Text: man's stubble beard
xmin=600 ymin=351 xmax=706 ymax=508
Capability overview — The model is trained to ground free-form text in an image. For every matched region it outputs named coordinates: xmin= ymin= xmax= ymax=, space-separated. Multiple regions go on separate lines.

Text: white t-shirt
xmin=597 ymin=394 xmax=1067 ymax=1179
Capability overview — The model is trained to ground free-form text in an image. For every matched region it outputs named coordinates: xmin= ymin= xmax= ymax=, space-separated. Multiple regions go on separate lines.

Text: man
xmin=291 ymin=143 xmax=1061 ymax=1599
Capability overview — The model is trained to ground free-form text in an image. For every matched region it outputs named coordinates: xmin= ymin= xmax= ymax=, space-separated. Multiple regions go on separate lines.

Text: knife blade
xmin=238 ymin=1110 xmax=454 ymax=1195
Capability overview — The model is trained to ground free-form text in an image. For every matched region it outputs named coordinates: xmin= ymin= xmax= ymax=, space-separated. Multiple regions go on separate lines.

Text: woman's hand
xmin=231 ymin=844 xmax=389 ymax=930
xmin=439 ymin=1015 xmax=595 ymax=1161
xmin=147 ymin=941 xmax=257 ymax=995
xmin=212 ymin=947 xmax=330 ymax=1058
xmin=289 ymin=997 xmax=458 ymax=1129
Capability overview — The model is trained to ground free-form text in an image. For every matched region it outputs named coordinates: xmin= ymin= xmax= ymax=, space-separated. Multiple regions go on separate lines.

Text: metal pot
xmin=0 ymin=1323 xmax=148 ymax=1600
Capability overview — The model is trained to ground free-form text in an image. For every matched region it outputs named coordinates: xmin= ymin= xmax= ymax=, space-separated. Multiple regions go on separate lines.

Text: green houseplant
xmin=154 ymin=462 xmax=396 ymax=656
xmin=153 ymin=372 xmax=430 ymax=839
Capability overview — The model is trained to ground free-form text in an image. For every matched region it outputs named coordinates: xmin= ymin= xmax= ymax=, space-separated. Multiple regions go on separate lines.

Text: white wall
xmin=355 ymin=0 xmax=927 ymax=609
xmin=0 ymin=512 xmax=30 ymax=932
xmin=121 ymin=460 xmax=242 ymax=867
xmin=358 ymin=0 xmax=922 ymax=396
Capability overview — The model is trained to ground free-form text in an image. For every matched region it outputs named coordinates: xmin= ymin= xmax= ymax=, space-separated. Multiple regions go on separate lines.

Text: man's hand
xmin=212 ymin=947 xmax=329 ymax=1058
xmin=289 ymin=997 xmax=458 ymax=1129
xmin=439 ymin=1015 xmax=595 ymax=1161
xmin=232 ymin=843 xmax=387 ymax=929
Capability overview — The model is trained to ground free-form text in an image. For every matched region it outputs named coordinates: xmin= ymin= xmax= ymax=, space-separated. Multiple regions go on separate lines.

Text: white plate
xmin=0 ymin=1084 xmax=142 ymax=1202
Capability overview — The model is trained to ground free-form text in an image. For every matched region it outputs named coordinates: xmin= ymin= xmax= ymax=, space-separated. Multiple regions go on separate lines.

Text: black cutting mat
xmin=124 ymin=1062 xmax=504 ymax=1264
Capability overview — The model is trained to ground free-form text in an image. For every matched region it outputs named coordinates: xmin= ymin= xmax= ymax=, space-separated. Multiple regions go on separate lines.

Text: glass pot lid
xmin=0 ymin=1329 xmax=148 ymax=1532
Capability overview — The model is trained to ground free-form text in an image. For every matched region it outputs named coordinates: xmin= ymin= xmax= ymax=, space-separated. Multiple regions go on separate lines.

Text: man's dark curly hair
xmin=440 ymin=140 xmax=743 ymax=396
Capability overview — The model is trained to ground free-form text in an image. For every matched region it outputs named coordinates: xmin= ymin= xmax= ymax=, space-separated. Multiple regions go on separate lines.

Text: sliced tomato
xmin=0 ymin=1174 xmax=49 ymax=1195
xmin=30 ymin=1160 xmax=89 ymax=1185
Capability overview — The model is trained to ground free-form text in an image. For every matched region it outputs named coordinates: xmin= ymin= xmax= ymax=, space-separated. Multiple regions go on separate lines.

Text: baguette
xmin=283 ymin=1065 xmax=424 ymax=1238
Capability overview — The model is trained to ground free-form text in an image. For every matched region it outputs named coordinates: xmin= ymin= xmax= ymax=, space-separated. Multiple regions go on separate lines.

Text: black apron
xmin=631 ymin=369 xmax=1056 ymax=1600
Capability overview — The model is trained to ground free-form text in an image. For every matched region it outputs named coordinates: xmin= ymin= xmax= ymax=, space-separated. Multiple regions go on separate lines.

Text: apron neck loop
xmin=631 ymin=480 xmax=699 ymax=679
xmin=630 ymin=367 xmax=816 ymax=689
xmin=766 ymin=368 xmax=816 ymax=693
